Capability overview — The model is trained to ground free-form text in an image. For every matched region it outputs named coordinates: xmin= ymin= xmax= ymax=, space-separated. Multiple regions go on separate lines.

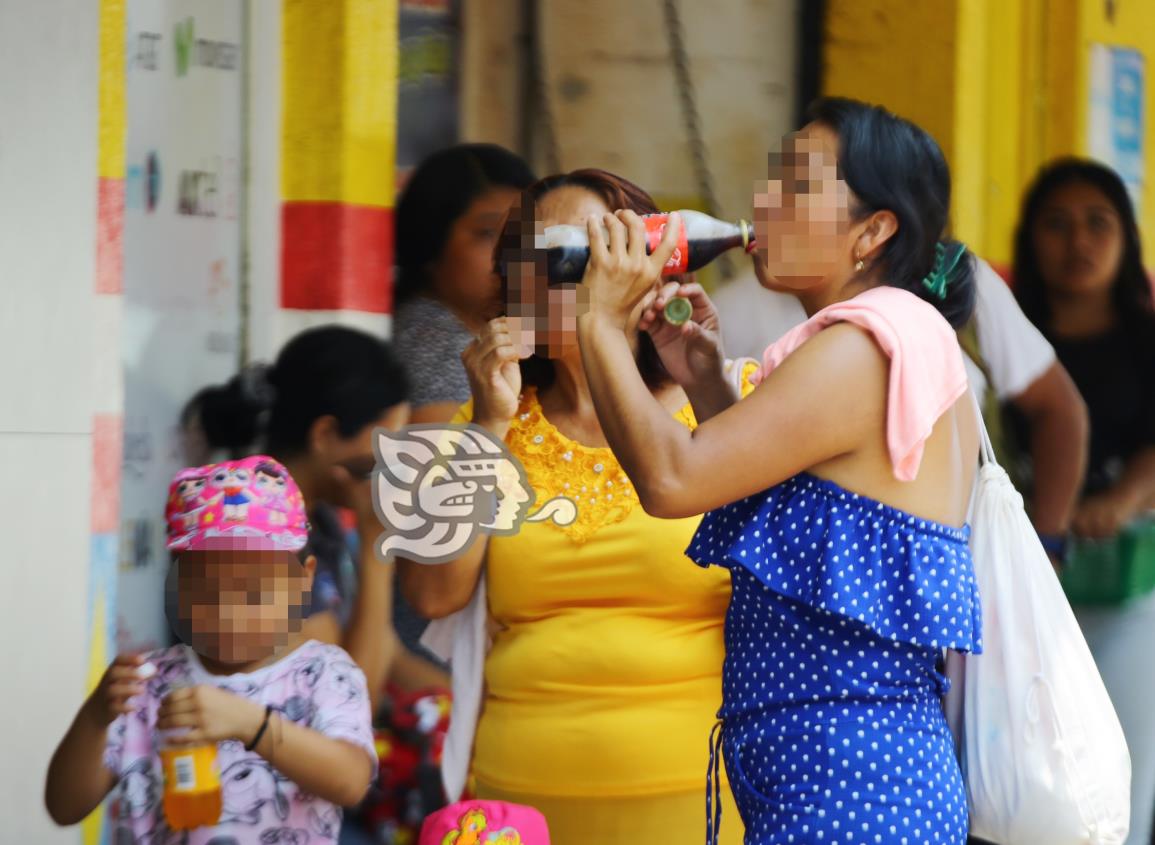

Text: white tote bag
xmin=945 ymin=413 xmax=1131 ymax=844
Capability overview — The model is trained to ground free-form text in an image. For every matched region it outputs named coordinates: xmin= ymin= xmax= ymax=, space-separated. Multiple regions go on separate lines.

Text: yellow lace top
xmin=451 ymin=361 xmax=760 ymax=797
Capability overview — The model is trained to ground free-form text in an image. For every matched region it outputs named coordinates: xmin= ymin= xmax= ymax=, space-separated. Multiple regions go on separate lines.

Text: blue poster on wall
xmin=1090 ymin=44 xmax=1145 ymax=218
xmin=1112 ymin=49 xmax=1144 ymax=193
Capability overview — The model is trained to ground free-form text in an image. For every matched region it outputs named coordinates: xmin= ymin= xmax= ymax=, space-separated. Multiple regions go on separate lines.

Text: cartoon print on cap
xmin=254 ymin=461 xmax=290 ymax=527
xmin=165 ymin=456 xmax=309 ymax=552
xmin=211 ymin=466 xmax=254 ymax=522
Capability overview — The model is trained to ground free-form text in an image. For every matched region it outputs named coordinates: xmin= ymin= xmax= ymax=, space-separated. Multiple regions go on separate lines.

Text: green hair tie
xmin=921 ymin=242 xmax=966 ymax=300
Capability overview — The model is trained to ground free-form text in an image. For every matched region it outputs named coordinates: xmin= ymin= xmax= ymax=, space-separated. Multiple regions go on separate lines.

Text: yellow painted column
xmin=280 ymin=0 xmax=399 ymax=316
xmin=823 ymin=1 xmax=959 ymax=163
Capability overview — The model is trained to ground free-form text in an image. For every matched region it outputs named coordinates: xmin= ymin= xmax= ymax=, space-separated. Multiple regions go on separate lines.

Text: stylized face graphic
xmin=212 ymin=467 xmax=251 ymax=490
xmin=255 ymin=470 xmax=287 ymax=494
xmin=177 ymin=477 xmax=207 ymax=502
xmin=445 ymin=455 xmax=531 ymax=531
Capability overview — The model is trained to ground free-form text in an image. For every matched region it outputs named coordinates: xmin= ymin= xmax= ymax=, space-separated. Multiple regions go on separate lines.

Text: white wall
xmin=0 ymin=0 xmax=100 ymax=840
xmin=117 ymin=0 xmax=247 ymax=651
xmin=245 ymin=0 xmax=283 ymax=363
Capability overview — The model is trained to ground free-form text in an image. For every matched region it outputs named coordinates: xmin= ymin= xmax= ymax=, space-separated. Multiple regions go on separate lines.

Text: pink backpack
xmin=418 ymin=800 xmax=550 ymax=845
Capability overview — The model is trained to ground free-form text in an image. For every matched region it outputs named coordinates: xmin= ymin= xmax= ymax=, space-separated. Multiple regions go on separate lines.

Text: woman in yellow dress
xmin=399 ymin=169 xmax=753 ymax=844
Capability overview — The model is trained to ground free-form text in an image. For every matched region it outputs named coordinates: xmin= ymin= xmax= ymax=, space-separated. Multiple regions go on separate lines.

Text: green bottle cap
xmin=663 ymin=296 xmax=693 ymax=326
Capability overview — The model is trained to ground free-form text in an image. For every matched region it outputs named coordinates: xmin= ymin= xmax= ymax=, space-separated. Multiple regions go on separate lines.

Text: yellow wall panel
xmin=282 ymin=0 xmax=398 ymax=207
xmin=98 ymin=0 xmax=125 ymax=181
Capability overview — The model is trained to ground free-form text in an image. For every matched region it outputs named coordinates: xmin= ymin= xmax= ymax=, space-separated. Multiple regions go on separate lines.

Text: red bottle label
xmin=643 ymin=215 xmax=690 ymax=275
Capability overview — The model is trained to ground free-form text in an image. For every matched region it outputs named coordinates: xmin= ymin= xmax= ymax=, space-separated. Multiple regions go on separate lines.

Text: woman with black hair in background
xmin=575 ymin=98 xmax=982 ymax=843
xmin=1013 ymin=158 xmax=1155 ymax=845
xmin=392 ymin=143 xmax=536 ymax=424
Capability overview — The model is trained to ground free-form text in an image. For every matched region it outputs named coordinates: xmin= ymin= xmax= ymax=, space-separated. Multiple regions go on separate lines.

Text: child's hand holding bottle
xmin=84 ymin=654 xmax=153 ymax=727
xmin=156 ymin=685 xmax=266 ymax=747
xmin=156 ymin=684 xmax=260 ymax=830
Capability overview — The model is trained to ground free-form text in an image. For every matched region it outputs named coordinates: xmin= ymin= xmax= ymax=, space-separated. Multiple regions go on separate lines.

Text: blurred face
xmin=1031 ymin=181 xmax=1125 ymax=298
xmin=505 ymin=185 xmax=598 ymax=359
xmin=429 ymin=186 xmax=522 ymax=314
xmin=316 ymin=404 xmax=410 ymax=506
xmin=753 ymin=122 xmax=854 ymax=291
xmin=172 ymin=549 xmax=314 ymax=666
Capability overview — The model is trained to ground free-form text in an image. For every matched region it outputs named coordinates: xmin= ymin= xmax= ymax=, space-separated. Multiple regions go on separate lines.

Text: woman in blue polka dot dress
xmin=574 ymin=97 xmax=984 ymax=844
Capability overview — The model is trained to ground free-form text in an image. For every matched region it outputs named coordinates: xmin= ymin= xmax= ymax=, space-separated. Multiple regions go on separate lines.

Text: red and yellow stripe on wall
xmin=87 ymin=2 xmax=127 ymax=843
xmin=97 ymin=0 xmax=125 ymax=295
xmin=281 ymin=0 xmax=400 ymax=316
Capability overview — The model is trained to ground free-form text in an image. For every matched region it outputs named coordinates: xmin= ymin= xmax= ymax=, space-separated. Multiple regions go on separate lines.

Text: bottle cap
xmin=739 ymin=220 xmax=755 ymax=253
xmin=663 ymin=296 xmax=693 ymax=327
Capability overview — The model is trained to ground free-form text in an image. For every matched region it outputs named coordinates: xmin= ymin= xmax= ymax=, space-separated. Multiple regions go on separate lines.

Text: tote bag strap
xmin=969 ymin=387 xmax=998 ymax=469
xmin=965 ymin=388 xmax=1000 ymax=525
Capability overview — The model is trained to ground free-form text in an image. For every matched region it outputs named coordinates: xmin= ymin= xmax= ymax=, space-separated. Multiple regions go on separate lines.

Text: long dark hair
xmin=806 ymin=97 xmax=976 ymax=328
xmin=1013 ymin=158 xmax=1153 ymax=334
xmin=190 ymin=326 xmax=409 ymax=459
xmin=495 ymin=168 xmax=673 ymax=390
xmin=394 ymin=143 xmax=536 ymax=306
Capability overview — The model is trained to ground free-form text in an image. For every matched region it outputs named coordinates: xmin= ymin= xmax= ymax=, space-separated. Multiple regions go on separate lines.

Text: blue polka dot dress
xmin=688 ymin=472 xmax=982 ymax=845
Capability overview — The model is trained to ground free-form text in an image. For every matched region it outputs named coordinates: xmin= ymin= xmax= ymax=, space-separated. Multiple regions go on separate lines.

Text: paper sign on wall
xmin=1089 ymin=44 xmax=1145 ymax=218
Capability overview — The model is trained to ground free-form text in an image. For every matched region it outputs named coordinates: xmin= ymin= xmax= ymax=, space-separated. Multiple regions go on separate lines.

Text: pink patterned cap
xmin=418 ymin=800 xmax=550 ymax=845
xmin=165 ymin=455 xmax=309 ymax=553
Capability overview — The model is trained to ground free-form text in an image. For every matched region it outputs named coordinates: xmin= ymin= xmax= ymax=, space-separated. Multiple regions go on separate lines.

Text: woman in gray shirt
xmin=392 ymin=144 xmax=535 ymax=424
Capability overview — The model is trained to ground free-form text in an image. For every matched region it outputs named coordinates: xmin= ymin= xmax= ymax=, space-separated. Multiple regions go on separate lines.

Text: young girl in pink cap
xmin=45 ymin=455 xmax=377 ymax=843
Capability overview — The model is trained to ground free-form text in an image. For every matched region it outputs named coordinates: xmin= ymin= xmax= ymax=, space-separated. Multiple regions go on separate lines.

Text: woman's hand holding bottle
xmin=640 ymin=281 xmax=726 ymax=389
xmin=581 ymin=210 xmax=682 ymax=332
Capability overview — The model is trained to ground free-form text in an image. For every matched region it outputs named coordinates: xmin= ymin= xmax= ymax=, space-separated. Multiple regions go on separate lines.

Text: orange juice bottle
xmin=158 ymin=693 xmax=222 ymax=832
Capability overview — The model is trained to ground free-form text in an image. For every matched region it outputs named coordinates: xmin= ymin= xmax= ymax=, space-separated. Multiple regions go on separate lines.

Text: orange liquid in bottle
xmin=160 ymin=744 xmax=222 ymax=829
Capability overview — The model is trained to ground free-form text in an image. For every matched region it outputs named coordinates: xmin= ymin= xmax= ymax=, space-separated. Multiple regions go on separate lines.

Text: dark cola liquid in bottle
xmin=539 ymin=210 xmax=755 ymax=283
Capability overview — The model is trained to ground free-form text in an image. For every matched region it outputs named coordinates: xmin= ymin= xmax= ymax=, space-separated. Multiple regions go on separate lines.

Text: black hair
xmin=495 ymin=169 xmax=674 ymax=390
xmin=394 ymin=143 xmax=536 ymax=305
xmin=1013 ymin=157 xmax=1153 ymax=334
xmin=191 ymin=326 xmax=409 ymax=459
xmin=806 ymin=97 xmax=976 ymax=328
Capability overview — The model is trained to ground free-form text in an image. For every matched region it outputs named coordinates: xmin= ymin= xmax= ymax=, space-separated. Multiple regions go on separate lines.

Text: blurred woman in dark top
xmin=1013 ymin=158 xmax=1155 ymax=845
xmin=190 ymin=326 xmax=412 ymax=700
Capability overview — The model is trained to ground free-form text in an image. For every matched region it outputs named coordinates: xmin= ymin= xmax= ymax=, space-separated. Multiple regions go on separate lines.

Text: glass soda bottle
xmin=158 ymin=679 xmax=222 ymax=829
xmin=537 ymin=210 xmax=755 ymax=284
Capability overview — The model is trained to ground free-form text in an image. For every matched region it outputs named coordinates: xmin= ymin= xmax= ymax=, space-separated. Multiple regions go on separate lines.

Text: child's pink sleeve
xmin=311 ymin=648 xmax=378 ymax=772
